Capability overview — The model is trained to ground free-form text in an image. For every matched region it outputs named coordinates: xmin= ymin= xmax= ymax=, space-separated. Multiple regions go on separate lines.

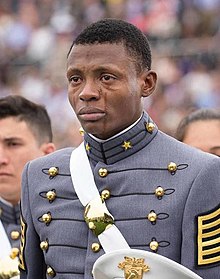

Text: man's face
xmin=0 ymin=117 xmax=46 ymax=204
xmin=67 ymin=43 xmax=146 ymax=139
xmin=183 ymin=120 xmax=220 ymax=157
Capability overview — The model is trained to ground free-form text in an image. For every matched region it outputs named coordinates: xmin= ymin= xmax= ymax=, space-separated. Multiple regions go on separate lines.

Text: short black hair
xmin=0 ymin=95 xmax=53 ymax=144
xmin=176 ymin=108 xmax=220 ymax=142
xmin=68 ymin=18 xmax=152 ymax=72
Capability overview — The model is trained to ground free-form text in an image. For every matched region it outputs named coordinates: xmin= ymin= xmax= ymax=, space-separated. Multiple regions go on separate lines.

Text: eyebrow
xmin=3 ymin=137 xmax=23 ymax=142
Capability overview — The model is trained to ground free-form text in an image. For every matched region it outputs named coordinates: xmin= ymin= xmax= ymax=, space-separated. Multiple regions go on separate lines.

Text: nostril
xmin=80 ymin=96 xmax=98 ymax=102
xmin=79 ymin=90 xmax=100 ymax=101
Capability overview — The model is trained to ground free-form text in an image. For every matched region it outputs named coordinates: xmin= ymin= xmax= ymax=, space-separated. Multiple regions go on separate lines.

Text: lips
xmin=78 ymin=107 xmax=106 ymax=121
xmin=0 ymin=172 xmax=12 ymax=182
xmin=0 ymin=172 xmax=11 ymax=176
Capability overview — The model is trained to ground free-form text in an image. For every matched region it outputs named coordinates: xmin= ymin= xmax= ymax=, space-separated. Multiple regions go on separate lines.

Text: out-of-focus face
xmin=0 ymin=117 xmax=47 ymax=204
xmin=67 ymin=43 xmax=155 ymax=139
xmin=183 ymin=120 xmax=220 ymax=157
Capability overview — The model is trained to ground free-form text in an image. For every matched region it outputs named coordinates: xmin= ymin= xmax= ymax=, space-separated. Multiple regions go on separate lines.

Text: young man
xmin=0 ymin=95 xmax=55 ymax=267
xmin=19 ymin=19 xmax=220 ymax=279
xmin=176 ymin=108 xmax=220 ymax=157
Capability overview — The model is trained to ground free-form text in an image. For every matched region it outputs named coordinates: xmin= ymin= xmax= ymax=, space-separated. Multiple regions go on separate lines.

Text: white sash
xmin=70 ymin=142 xmax=130 ymax=253
xmin=0 ymin=220 xmax=11 ymax=260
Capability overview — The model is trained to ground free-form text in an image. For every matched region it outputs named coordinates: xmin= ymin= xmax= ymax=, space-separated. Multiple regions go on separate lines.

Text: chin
xmin=82 ymin=123 xmax=107 ymax=137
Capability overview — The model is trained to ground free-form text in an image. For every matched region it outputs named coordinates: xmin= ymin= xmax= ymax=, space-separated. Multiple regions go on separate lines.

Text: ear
xmin=40 ymin=143 xmax=56 ymax=155
xmin=140 ymin=70 xmax=157 ymax=98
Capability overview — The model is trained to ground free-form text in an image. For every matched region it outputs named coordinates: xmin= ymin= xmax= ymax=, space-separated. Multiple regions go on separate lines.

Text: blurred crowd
xmin=0 ymin=0 xmax=220 ymax=148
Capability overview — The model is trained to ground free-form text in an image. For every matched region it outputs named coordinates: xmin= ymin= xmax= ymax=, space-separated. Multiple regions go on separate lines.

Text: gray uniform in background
xmin=19 ymin=113 xmax=220 ymax=279
xmin=0 ymin=200 xmax=21 ymax=249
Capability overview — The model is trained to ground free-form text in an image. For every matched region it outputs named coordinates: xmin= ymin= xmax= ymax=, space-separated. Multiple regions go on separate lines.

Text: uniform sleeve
xmin=181 ymin=156 xmax=220 ymax=279
xmin=19 ymin=162 xmax=46 ymax=279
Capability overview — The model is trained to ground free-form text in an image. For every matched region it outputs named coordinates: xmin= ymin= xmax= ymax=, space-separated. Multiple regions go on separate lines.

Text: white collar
xmin=89 ymin=114 xmax=142 ymax=143
xmin=0 ymin=197 xmax=14 ymax=208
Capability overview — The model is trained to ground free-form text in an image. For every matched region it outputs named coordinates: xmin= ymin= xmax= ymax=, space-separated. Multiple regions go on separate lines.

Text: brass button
xmin=40 ymin=240 xmax=49 ymax=251
xmin=85 ymin=142 xmax=91 ymax=151
xmin=11 ymin=231 xmax=20 ymax=240
xmin=88 ymin=222 xmax=96 ymax=230
xmin=146 ymin=123 xmax=155 ymax=133
xmin=148 ymin=211 xmax=157 ymax=223
xmin=48 ymin=167 xmax=59 ymax=177
xmin=42 ymin=213 xmax=52 ymax=225
xmin=91 ymin=243 xmax=100 ymax=253
xmin=98 ymin=168 xmax=108 ymax=177
xmin=47 ymin=266 xmax=56 ymax=277
xmin=167 ymin=162 xmax=177 ymax=173
xmin=79 ymin=127 xmax=84 ymax=136
xmin=10 ymin=247 xmax=19 ymax=259
xmin=155 ymin=186 xmax=164 ymax=198
xmin=46 ymin=190 xmax=56 ymax=202
xmin=150 ymin=240 xmax=159 ymax=252
xmin=101 ymin=189 xmax=110 ymax=200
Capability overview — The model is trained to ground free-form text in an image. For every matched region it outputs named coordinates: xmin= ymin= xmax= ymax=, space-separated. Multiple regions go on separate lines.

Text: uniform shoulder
xmin=157 ymin=131 xmax=219 ymax=163
xmin=29 ymin=147 xmax=74 ymax=167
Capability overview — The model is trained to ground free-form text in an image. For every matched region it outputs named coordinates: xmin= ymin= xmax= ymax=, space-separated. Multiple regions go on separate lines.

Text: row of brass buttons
xmin=91 ymin=240 xmax=160 ymax=253
xmin=41 ymin=238 xmax=159 ymax=256
xmin=98 ymin=162 xmax=177 ymax=178
xmin=47 ymin=161 xmax=178 ymax=182
xmin=40 ymin=208 xmax=161 ymax=226
xmin=101 ymin=187 xmax=165 ymax=199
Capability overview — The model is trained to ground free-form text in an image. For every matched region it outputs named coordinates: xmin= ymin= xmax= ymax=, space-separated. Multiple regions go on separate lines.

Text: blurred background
xmin=0 ymin=0 xmax=219 ymax=148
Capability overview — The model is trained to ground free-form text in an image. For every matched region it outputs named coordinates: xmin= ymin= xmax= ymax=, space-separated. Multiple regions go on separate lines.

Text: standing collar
xmin=0 ymin=199 xmax=20 ymax=225
xmin=83 ymin=112 xmax=158 ymax=164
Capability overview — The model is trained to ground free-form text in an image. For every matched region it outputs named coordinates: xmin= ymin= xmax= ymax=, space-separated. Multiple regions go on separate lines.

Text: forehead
xmin=185 ymin=120 xmax=220 ymax=143
xmin=187 ymin=119 xmax=220 ymax=133
xmin=67 ymin=43 xmax=133 ymax=68
xmin=0 ymin=117 xmax=32 ymax=138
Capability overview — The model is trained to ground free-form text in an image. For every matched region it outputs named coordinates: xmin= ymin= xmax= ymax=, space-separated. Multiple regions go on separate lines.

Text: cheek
xmin=17 ymin=156 xmax=32 ymax=169
xmin=68 ymin=90 xmax=77 ymax=109
xmin=68 ymin=89 xmax=73 ymax=102
xmin=21 ymin=149 xmax=42 ymax=164
xmin=114 ymin=92 xmax=138 ymax=111
xmin=128 ymin=79 xmax=139 ymax=94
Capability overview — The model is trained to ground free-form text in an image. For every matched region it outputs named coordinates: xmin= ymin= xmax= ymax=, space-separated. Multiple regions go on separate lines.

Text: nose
xmin=0 ymin=146 xmax=9 ymax=165
xmin=79 ymin=80 xmax=100 ymax=102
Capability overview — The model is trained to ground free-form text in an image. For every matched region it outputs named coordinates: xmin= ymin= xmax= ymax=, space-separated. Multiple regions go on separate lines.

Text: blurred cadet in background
xmin=0 ymin=95 xmax=55 ymax=276
xmin=176 ymin=108 xmax=220 ymax=156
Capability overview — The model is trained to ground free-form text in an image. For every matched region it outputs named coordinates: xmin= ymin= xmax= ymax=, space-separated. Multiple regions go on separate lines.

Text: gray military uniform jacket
xmin=19 ymin=112 xmax=220 ymax=279
xmin=0 ymin=200 xmax=21 ymax=252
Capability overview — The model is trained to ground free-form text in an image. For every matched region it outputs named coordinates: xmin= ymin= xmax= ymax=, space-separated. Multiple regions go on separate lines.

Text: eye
xmin=101 ymin=74 xmax=115 ymax=82
xmin=68 ymin=75 xmax=82 ymax=84
xmin=7 ymin=141 xmax=21 ymax=147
